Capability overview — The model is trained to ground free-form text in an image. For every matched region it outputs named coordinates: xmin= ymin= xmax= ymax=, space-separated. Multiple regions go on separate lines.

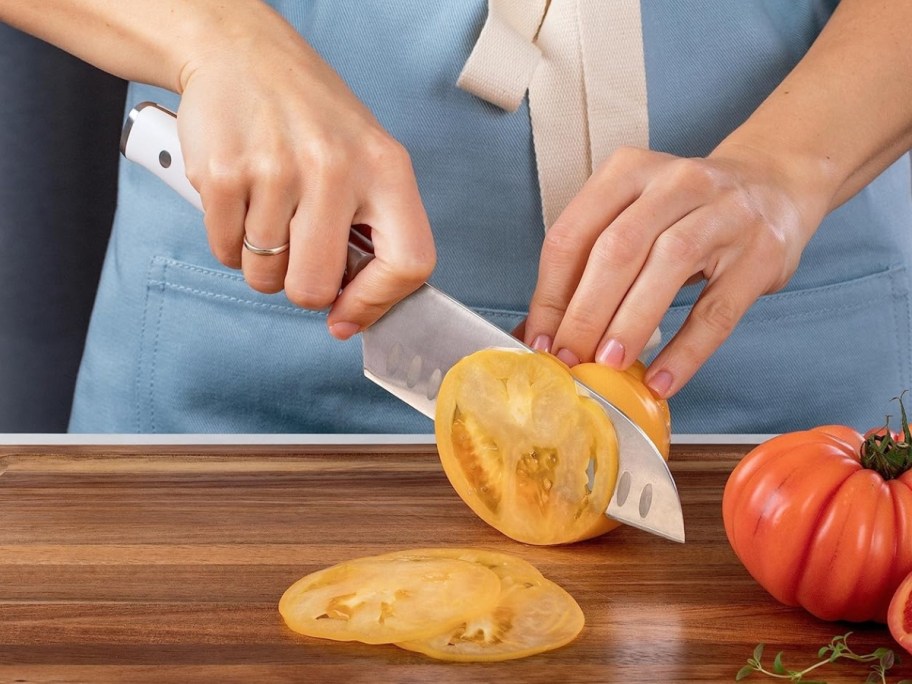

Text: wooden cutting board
xmin=0 ymin=443 xmax=908 ymax=683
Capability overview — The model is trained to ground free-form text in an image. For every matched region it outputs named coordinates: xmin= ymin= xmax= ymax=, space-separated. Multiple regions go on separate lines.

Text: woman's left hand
xmin=523 ymin=143 xmax=828 ymax=399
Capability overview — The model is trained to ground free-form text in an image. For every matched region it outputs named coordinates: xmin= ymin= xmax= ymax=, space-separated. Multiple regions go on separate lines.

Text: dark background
xmin=0 ymin=24 xmax=127 ymax=432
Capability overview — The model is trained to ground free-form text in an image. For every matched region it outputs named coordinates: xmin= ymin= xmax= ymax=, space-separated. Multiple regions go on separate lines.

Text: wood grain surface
xmin=0 ymin=443 xmax=908 ymax=683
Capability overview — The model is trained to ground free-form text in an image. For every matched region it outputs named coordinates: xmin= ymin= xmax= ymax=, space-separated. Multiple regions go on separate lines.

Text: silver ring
xmin=243 ymin=235 xmax=290 ymax=256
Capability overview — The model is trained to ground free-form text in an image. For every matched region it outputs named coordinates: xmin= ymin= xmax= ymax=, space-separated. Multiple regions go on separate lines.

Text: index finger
xmin=524 ymin=147 xmax=661 ymax=351
xmin=327 ymin=168 xmax=435 ymax=336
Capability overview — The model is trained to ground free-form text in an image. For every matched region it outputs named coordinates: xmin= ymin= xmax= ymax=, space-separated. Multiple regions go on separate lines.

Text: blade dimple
xmin=406 ymin=354 xmax=422 ymax=389
xmin=639 ymin=483 xmax=653 ymax=518
xmin=426 ymin=368 xmax=443 ymax=401
xmin=386 ymin=343 xmax=403 ymax=376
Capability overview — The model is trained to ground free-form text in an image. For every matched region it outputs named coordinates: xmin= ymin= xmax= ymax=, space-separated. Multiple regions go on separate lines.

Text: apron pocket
xmin=655 ymin=265 xmax=912 ymax=434
xmin=137 ymin=256 xmax=527 ymax=433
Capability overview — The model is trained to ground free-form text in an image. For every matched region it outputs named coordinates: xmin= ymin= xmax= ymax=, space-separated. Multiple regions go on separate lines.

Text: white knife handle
xmin=120 ymin=102 xmax=202 ymax=212
xmin=119 ymin=102 xmax=374 ymax=283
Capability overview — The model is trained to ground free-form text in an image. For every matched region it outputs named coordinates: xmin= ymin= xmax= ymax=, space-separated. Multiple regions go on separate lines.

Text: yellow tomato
xmin=570 ymin=360 xmax=671 ymax=536
xmin=396 ymin=573 xmax=584 ymax=662
xmin=571 ymin=360 xmax=671 ymax=457
xmin=435 ymin=350 xmax=671 ymax=544
xmin=279 ymin=554 xmax=501 ymax=644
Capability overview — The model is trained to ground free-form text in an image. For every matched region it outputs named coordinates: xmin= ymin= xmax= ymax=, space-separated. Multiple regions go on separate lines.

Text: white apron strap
xmin=458 ymin=0 xmax=660 ymax=353
xmin=458 ymin=0 xmax=650 ymax=230
xmin=456 ymin=0 xmax=548 ymax=112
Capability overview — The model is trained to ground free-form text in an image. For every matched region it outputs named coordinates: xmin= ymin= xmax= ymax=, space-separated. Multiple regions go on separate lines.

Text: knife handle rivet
xmin=158 ymin=150 xmax=172 ymax=169
xmin=639 ymin=483 xmax=653 ymax=518
xmin=616 ymin=471 xmax=631 ymax=506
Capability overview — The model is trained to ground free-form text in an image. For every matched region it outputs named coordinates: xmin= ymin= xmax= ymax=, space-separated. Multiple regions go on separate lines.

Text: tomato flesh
xmin=397 ymin=575 xmax=584 ymax=662
xmin=435 ymin=350 xmax=619 ymax=545
xmin=279 ymin=555 xmax=502 ymax=644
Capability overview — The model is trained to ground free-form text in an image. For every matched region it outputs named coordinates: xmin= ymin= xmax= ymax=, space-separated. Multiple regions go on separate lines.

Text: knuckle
xmin=210 ymin=242 xmax=242 ymax=269
xmin=603 ymin=145 xmax=642 ymax=169
xmin=194 ymin=159 xmax=245 ymax=196
xmin=245 ymin=272 xmax=284 ymax=295
xmin=652 ymin=230 xmax=700 ymax=265
xmin=397 ymin=252 xmax=436 ymax=285
xmin=542 ymin=224 xmax=588 ymax=264
xmin=529 ymin=288 xmax=569 ymax=320
xmin=671 ymin=158 xmax=719 ymax=194
xmin=562 ymin=307 xmax=604 ymax=340
xmin=301 ymin=137 xmax=349 ymax=181
xmin=593 ymin=146 xmax=641 ymax=180
xmin=592 ymin=226 xmax=643 ymax=269
xmin=379 ymin=250 xmax=437 ymax=292
xmin=250 ymin=153 xmax=295 ymax=189
xmin=692 ymin=295 xmax=740 ymax=336
xmin=284 ymin=280 xmax=338 ymax=309
xmin=362 ymin=131 xmax=411 ymax=171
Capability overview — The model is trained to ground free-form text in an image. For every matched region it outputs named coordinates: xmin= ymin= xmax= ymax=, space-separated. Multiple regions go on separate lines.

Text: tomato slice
xmin=888 ymin=569 xmax=912 ymax=655
xmin=396 ymin=574 xmax=584 ymax=662
xmin=278 ymin=555 xmax=502 ymax=644
xmin=435 ymin=349 xmax=619 ymax=545
xmin=373 ymin=547 xmax=545 ymax=583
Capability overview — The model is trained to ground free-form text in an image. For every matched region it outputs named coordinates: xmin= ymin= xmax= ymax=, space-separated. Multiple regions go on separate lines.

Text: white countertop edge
xmin=0 ymin=433 xmax=774 ymax=446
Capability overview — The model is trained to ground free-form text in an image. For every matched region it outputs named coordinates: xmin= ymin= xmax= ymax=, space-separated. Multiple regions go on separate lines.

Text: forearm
xmin=0 ymin=0 xmax=282 ymax=92
xmin=714 ymin=0 xmax=912 ymax=215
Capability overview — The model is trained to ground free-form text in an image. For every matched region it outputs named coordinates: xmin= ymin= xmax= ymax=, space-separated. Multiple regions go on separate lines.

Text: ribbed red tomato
xmin=722 ymin=405 xmax=912 ymax=623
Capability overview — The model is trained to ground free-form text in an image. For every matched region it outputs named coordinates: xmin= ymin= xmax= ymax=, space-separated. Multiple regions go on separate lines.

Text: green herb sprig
xmin=735 ymin=632 xmax=911 ymax=683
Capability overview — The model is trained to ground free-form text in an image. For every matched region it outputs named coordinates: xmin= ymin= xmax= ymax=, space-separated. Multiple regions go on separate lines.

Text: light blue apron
xmin=69 ymin=0 xmax=912 ymax=433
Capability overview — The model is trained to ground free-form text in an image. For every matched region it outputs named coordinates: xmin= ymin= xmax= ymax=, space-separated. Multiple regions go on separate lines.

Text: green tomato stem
xmin=861 ymin=392 xmax=912 ymax=480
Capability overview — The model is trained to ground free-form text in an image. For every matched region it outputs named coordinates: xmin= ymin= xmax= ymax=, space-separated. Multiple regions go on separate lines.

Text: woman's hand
xmin=177 ymin=6 xmax=434 ymax=339
xmin=523 ymin=0 xmax=912 ymax=400
xmin=523 ymin=143 xmax=826 ymax=398
xmin=0 ymin=0 xmax=436 ymax=339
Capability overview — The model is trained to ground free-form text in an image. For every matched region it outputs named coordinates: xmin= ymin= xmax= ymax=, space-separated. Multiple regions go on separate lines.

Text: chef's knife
xmin=120 ymin=102 xmax=685 ymax=543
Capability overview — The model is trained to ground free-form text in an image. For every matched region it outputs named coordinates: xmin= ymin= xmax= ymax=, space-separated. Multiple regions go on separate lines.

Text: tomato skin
xmin=722 ymin=426 xmax=912 ymax=623
xmin=888 ymin=570 xmax=912 ymax=655
xmin=570 ymin=361 xmax=671 ymax=537
xmin=571 ymin=361 xmax=671 ymax=458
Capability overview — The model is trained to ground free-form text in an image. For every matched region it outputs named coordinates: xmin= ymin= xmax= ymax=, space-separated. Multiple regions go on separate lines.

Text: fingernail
xmin=556 ymin=348 xmax=580 ymax=367
xmin=531 ymin=334 xmax=552 ymax=352
xmin=329 ymin=321 xmax=360 ymax=340
xmin=647 ymin=369 xmax=674 ymax=397
xmin=596 ymin=338 xmax=625 ymax=368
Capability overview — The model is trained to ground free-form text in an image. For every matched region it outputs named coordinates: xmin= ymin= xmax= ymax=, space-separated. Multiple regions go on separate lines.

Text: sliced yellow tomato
xmin=570 ymin=361 xmax=672 ymax=537
xmin=278 ymin=555 xmax=501 ymax=644
xmin=393 ymin=547 xmax=584 ymax=661
xmin=397 ymin=576 xmax=584 ymax=661
xmin=434 ymin=349 xmax=619 ymax=545
xmin=571 ymin=361 xmax=671 ymax=457
xmin=373 ymin=547 xmax=544 ymax=584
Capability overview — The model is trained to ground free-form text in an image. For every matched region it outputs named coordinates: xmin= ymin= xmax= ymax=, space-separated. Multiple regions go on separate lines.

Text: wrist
xmin=709 ymin=132 xmax=835 ymax=238
xmin=176 ymin=0 xmax=293 ymax=93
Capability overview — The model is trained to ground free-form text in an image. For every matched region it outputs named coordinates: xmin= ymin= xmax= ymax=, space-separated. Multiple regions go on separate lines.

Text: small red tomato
xmin=723 ymin=397 xmax=912 ymax=623
xmin=888 ymin=570 xmax=912 ymax=655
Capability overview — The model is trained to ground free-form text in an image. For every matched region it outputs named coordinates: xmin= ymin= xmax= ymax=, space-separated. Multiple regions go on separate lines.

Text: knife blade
xmin=120 ymin=101 xmax=685 ymax=543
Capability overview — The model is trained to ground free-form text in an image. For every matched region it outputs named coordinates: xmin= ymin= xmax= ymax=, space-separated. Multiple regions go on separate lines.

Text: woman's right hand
xmin=176 ymin=3 xmax=435 ymax=340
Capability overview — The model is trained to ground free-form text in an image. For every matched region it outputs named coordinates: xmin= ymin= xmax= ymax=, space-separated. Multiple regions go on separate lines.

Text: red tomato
xmin=722 ymin=417 xmax=912 ymax=623
xmin=888 ymin=570 xmax=912 ymax=655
